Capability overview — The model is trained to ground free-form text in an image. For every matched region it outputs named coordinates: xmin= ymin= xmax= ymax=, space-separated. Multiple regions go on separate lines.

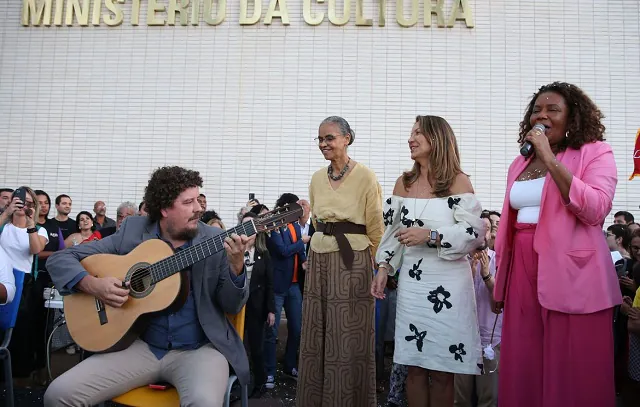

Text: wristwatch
xmin=26 ymin=227 xmax=37 ymax=234
xmin=430 ymin=230 xmax=438 ymax=243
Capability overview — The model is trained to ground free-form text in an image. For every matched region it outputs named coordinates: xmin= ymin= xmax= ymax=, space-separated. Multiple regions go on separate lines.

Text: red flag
xmin=630 ymin=129 xmax=640 ymax=180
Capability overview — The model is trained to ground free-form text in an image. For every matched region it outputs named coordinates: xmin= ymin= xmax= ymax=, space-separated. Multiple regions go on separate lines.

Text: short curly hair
xmin=519 ymin=82 xmax=606 ymax=150
xmin=144 ymin=166 xmax=203 ymax=223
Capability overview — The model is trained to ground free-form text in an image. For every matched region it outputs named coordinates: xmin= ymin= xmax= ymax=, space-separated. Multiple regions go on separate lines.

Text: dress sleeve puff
xmin=437 ymin=194 xmax=486 ymax=261
xmin=375 ymin=196 xmax=405 ymax=275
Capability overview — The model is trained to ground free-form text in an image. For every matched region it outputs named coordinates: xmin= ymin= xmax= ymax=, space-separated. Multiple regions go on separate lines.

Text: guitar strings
xmin=127 ymin=206 xmax=297 ymax=287
xmin=127 ymin=222 xmax=254 ymax=287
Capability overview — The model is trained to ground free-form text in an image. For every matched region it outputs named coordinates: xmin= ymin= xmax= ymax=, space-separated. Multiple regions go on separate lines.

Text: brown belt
xmin=316 ymin=221 xmax=367 ymax=269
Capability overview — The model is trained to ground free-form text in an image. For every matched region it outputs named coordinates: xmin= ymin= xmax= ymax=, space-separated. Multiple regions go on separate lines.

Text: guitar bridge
xmin=95 ymin=298 xmax=108 ymax=326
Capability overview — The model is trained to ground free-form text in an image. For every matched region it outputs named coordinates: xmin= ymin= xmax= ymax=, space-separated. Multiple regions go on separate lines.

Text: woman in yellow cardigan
xmin=296 ymin=116 xmax=384 ymax=407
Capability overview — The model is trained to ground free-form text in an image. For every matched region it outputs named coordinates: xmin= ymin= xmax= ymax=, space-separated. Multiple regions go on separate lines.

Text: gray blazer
xmin=47 ymin=216 xmax=251 ymax=385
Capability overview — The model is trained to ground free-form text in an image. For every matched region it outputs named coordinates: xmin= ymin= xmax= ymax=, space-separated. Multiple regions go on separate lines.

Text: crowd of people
xmin=0 ymin=80 xmax=638 ymax=407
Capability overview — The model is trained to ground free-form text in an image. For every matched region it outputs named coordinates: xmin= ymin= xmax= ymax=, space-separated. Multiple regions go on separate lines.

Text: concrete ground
xmin=0 ymin=313 xmax=394 ymax=407
xmin=2 ymin=314 xmax=625 ymax=407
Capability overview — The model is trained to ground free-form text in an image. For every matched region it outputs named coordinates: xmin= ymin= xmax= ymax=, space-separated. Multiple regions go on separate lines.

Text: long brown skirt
xmin=296 ymin=249 xmax=376 ymax=407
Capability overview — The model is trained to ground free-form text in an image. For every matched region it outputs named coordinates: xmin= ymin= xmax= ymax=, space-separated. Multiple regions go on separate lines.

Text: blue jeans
xmin=264 ymin=283 xmax=302 ymax=377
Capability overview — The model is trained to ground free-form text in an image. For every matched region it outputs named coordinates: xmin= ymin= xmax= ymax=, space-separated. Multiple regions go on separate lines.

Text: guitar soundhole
xmin=127 ymin=265 xmax=154 ymax=299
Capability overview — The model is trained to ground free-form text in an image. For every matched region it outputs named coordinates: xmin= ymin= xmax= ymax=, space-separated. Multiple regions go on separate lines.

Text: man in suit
xmin=263 ymin=193 xmax=307 ymax=389
xmin=44 ymin=166 xmax=250 ymax=407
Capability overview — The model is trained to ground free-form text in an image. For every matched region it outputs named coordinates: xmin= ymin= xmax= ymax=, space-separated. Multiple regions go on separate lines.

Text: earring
xmin=565 ymin=131 xmax=569 ymax=138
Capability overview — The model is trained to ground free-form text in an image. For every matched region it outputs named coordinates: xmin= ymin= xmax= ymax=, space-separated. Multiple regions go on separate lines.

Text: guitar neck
xmin=150 ymin=221 xmax=257 ymax=284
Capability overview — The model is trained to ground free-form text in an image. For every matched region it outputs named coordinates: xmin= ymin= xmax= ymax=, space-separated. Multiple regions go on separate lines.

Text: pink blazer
xmin=494 ymin=141 xmax=622 ymax=314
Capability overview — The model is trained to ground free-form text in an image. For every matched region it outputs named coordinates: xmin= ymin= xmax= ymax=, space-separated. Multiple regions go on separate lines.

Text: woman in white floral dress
xmin=372 ymin=116 xmax=486 ymax=407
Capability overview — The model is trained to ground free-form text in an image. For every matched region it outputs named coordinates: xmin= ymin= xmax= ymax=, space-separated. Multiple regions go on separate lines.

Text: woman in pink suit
xmin=494 ymin=82 xmax=621 ymax=407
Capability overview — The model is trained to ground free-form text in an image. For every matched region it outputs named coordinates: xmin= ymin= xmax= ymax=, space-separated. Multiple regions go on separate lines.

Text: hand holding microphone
xmin=520 ymin=123 xmax=547 ymax=158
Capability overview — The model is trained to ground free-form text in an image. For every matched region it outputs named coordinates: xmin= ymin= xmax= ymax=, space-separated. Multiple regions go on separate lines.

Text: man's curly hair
xmin=144 ymin=166 xmax=203 ymax=223
xmin=519 ymin=81 xmax=606 ymax=151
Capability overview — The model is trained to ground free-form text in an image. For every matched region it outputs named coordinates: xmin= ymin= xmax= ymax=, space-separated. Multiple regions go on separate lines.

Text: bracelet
xmin=379 ymin=262 xmax=394 ymax=276
xmin=482 ymin=273 xmax=492 ymax=282
xmin=26 ymin=227 xmax=37 ymax=234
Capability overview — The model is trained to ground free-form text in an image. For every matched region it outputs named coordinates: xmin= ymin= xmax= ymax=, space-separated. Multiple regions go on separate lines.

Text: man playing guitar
xmin=44 ymin=166 xmax=251 ymax=407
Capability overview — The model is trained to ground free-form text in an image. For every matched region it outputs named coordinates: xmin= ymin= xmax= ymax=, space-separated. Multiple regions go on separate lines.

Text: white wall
xmin=1 ymin=0 xmax=639 ymax=225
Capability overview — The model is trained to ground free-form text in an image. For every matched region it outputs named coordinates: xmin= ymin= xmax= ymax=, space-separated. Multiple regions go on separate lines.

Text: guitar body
xmin=64 ymin=239 xmax=188 ymax=353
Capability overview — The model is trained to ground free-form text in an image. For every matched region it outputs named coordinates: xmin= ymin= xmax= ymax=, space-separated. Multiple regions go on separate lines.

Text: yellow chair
xmin=109 ymin=306 xmax=248 ymax=407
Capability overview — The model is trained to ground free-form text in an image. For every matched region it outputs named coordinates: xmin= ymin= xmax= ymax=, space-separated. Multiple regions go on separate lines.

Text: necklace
xmin=518 ymin=167 xmax=547 ymax=181
xmin=412 ymin=177 xmax=431 ymax=226
xmin=328 ymin=158 xmax=351 ymax=181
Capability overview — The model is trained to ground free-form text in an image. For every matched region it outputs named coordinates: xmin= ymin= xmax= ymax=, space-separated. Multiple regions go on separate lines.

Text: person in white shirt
xmin=0 ymin=186 xmax=48 ymax=381
xmin=0 ymin=249 xmax=15 ymax=304
xmin=0 ymin=187 xmax=48 ymax=272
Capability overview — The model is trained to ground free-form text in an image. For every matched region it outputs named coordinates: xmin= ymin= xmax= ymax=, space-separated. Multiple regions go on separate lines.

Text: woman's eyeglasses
xmin=314 ymin=135 xmax=337 ymax=144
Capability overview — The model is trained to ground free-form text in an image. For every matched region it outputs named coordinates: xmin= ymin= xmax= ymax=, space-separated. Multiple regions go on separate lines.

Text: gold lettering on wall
xmin=147 ymin=0 xmax=166 ymax=25
xmin=191 ymin=0 xmax=199 ymax=24
xmin=447 ymin=0 xmax=473 ymax=28
xmin=131 ymin=0 xmax=141 ymax=25
xmin=355 ymin=0 xmax=371 ymax=26
xmin=239 ymin=0 xmax=261 ymax=25
xmin=104 ymin=0 xmax=124 ymax=26
xmin=264 ymin=0 xmax=289 ymax=25
xmin=328 ymin=0 xmax=349 ymax=26
xmin=91 ymin=0 xmax=101 ymax=25
xmin=20 ymin=0 xmax=475 ymax=28
xmin=203 ymin=0 xmax=225 ymax=25
xmin=424 ymin=0 xmax=444 ymax=27
xmin=303 ymin=0 xmax=324 ymax=26
xmin=168 ymin=0 xmax=188 ymax=25
xmin=53 ymin=0 xmax=64 ymax=25
xmin=22 ymin=0 xmax=52 ymax=26
xmin=396 ymin=0 xmax=417 ymax=27
xmin=378 ymin=0 xmax=385 ymax=27
xmin=65 ymin=0 xmax=90 ymax=26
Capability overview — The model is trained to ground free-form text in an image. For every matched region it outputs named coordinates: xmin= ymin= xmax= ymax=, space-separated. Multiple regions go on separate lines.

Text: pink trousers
xmin=499 ymin=223 xmax=616 ymax=407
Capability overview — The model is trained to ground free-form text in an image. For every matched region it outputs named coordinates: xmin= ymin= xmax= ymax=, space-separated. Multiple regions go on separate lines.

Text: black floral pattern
xmin=383 ymin=207 xmax=395 ymax=226
xmin=386 ymin=197 xmax=392 ymax=204
xmin=447 ymin=197 xmax=461 ymax=209
xmin=400 ymin=206 xmax=425 ymax=228
xmin=405 ymin=323 xmax=427 ymax=352
xmin=439 ymin=234 xmax=452 ymax=249
xmin=384 ymin=250 xmax=395 ymax=263
xmin=427 ymin=285 xmax=453 ymax=313
xmin=449 ymin=343 xmax=466 ymax=362
xmin=408 ymin=259 xmax=423 ymax=281
xmin=400 ymin=206 xmax=412 ymax=227
xmin=465 ymin=227 xmax=479 ymax=238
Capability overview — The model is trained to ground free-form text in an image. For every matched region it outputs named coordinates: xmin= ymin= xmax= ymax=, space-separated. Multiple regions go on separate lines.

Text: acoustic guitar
xmin=63 ymin=203 xmax=302 ymax=353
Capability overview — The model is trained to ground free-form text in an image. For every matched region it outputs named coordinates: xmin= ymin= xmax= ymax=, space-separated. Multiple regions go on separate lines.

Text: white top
xmin=510 ymin=177 xmax=545 ymax=224
xmin=0 ymin=248 xmax=15 ymax=304
xmin=0 ymin=223 xmax=49 ymax=273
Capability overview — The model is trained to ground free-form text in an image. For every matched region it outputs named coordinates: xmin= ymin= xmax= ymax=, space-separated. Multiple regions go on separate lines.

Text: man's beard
xmin=167 ymin=217 xmax=200 ymax=241
xmin=175 ymin=227 xmax=198 ymax=241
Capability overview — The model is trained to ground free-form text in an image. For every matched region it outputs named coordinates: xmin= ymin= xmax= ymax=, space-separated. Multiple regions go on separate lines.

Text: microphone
xmin=520 ymin=123 xmax=546 ymax=158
